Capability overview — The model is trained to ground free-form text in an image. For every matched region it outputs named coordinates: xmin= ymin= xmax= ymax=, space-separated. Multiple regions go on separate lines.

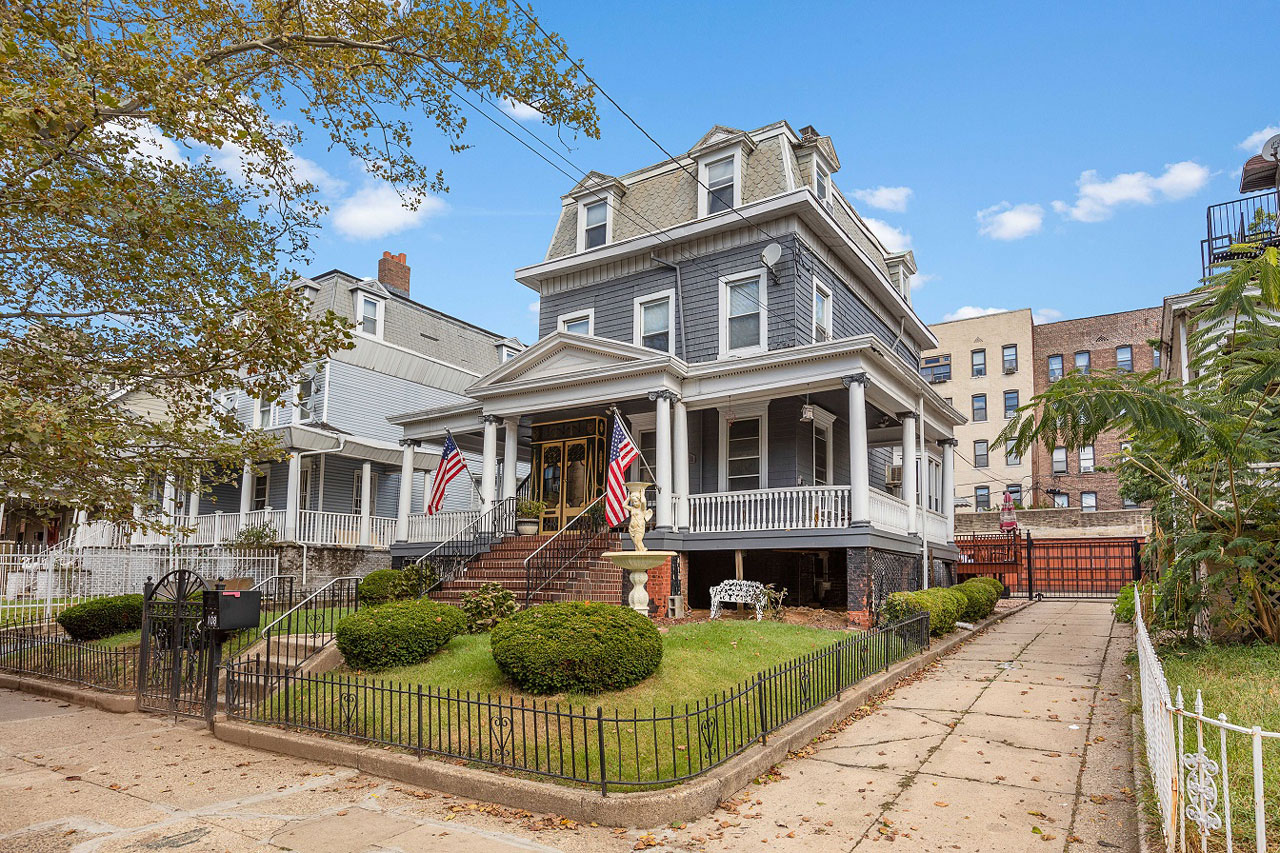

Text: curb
xmin=0 ymin=672 xmax=136 ymax=714
xmin=214 ymin=600 xmax=1033 ymax=827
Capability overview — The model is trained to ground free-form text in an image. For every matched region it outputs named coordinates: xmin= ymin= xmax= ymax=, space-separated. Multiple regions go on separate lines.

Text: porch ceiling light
xmin=800 ymin=403 xmax=815 ymax=422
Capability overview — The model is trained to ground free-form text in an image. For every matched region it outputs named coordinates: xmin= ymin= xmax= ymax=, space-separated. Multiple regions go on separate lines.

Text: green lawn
xmin=1157 ymin=643 xmax=1280 ymax=849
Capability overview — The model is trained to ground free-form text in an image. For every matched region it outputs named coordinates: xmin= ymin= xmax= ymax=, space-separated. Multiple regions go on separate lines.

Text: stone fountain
xmin=601 ymin=482 xmax=676 ymax=615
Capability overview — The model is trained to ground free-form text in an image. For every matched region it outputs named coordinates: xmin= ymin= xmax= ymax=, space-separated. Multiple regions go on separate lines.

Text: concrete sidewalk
xmin=0 ymin=601 xmax=1136 ymax=852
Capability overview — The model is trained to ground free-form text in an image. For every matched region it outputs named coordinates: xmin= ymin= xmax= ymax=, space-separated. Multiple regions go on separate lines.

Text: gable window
xmin=1053 ymin=492 xmax=1069 ymax=508
xmin=1002 ymin=344 xmax=1018 ymax=373
xmin=582 ymin=199 xmax=608 ymax=250
xmin=1048 ymin=354 xmax=1064 ymax=382
xmin=974 ymin=486 xmax=990 ymax=511
xmin=971 ymin=394 xmax=987 ymax=422
xmin=1079 ymin=445 xmax=1095 ymax=473
xmin=1052 ymin=446 xmax=1068 ymax=474
xmin=719 ymin=271 xmax=766 ymax=357
xmin=1006 ymin=440 xmax=1020 ymax=466
xmin=1081 ymin=491 xmax=1097 ymax=512
xmin=1003 ymin=389 xmax=1019 ymax=419
xmin=971 ymin=349 xmax=986 ymax=377
xmin=356 ymin=293 xmax=383 ymax=338
xmin=1116 ymin=345 xmax=1133 ymax=372
xmin=921 ymin=354 xmax=951 ymax=383
xmin=633 ymin=290 xmax=674 ymax=354
xmin=813 ymin=278 xmax=833 ymax=342
xmin=973 ymin=440 xmax=989 ymax=468
xmin=558 ymin=309 xmax=593 ymax=336
xmin=1075 ymin=350 xmax=1091 ymax=374
xmin=705 ymin=156 xmax=736 ymax=214
xmin=252 ymin=471 xmax=270 ymax=511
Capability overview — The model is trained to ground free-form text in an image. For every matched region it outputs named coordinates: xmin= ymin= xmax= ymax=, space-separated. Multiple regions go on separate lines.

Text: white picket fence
xmin=0 ymin=544 xmax=277 ymax=625
xmin=1135 ymin=597 xmax=1278 ymax=851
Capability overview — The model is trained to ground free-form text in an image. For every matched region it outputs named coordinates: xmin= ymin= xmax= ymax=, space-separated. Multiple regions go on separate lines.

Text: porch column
xmin=284 ymin=452 xmax=301 ymax=541
xmin=941 ymin=439 xmax=956 ymax=543
xmin=359 ymin=461 xmax=373 ymax=546
xmin=239 ymin=463 xmax=253 ymax=516
xmin=502 ymin=417 xmax=520 ymax=499
xmin=130 ymin=502 xmax=145 ymax=547
xmin=673 ymin=399 xmax=690 ymax=530
xmin=162 ymin=477 xmax=177 ymax=544
xmin=74 ymin=509 xmax=89 ymax=548
xmin=480 ymin=415 xmax=500 ymax=513
xmin=844 ymin=373 xmax=870 ymax=524
xmin=186 ymin=487 xmax=200 ymax=528
xmin=900 ymin=412 xmax=918 ymax=535
xmin=396 ymin=440 xmax=416 ymax=542
xmin=651 ymin=390 xmax=675 ymax=530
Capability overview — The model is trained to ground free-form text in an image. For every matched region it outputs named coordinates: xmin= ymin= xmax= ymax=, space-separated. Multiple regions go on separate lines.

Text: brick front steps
xmin=426 ymin=533 xmax=624 ymax=606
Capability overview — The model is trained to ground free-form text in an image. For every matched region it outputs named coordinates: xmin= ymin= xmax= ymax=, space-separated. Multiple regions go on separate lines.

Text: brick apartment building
xmin=1029 ymin=307 xmax=1163 ymax=511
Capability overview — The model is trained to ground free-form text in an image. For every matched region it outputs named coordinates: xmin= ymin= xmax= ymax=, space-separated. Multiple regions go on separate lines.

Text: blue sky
xmin=290 ymin=0 xmax=1277 ymax=343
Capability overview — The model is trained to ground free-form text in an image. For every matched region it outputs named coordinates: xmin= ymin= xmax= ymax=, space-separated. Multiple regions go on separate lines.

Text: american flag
xmin=605 ymin=416 xmax=639 ymax=527
xmin=425 ymin=433 xmax=469 ymax=515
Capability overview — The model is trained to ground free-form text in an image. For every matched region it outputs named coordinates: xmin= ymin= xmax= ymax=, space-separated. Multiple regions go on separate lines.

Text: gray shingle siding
xmin=323 ymin=360 xmax=469 ymax=444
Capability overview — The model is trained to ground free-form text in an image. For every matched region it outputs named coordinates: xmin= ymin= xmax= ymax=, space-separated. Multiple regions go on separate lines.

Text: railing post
xmin=417 ymin=686 xmax=424 ymax=759
xmin=596 ymin=706 xmax=608 ymax=797
xmin=213 ymin=511 xmax=224 ymax=545
xmin=1025 ymin=531 xmax=1034 ymax=600
xmin=756 ymin=672 xmax=768 ymax=745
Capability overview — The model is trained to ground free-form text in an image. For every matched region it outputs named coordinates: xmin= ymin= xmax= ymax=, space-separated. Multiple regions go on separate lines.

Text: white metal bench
xmin=709 ymin=579 xmax=766 ymax=621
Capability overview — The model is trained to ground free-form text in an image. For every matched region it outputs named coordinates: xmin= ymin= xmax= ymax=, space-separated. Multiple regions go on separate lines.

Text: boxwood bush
xmin=57 ymin=594 xmax=144 ymax=641
xmin=335 ymin=600 xmax=466 ymax=671
xmin=881 ymin=591 xmax=924 ymax=624
xmin=490 ymin=602 xmax=662 ymax=694
xmin=968 ymin=576 xmax=1005 ymax=598
xmin=953 ymin=580 xmax=998 ymax=622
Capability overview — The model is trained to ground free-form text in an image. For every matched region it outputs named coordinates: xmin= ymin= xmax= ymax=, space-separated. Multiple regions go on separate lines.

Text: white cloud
xmin=528 ymin=300 xmax=540 ymax=315
xmin=863 ymin=217 xmax=912 ymax=251
xmin=942 ymin=306 xmax=1010 ymax=322
xmin=1051 ymin=161 xmax=1210 ymax=223
xmin=332 ymin=182 xmax=447 ymax=240
xmin=500 ymin=98 xmax=543 ymax=122
xmin=852 ymin=185 xmax=913 ymax=213
xmin=203 ymin=141 xmax=346 ymax=196
xmin=1239 ymin=124 xmax=1280 ymax=153
xmin=910 ymin=272 xmax=938 ymax=291
xmin=976 ymin=202 xmax=1044 ymax=240
xmin=102 ymin=120 xmax=184 ymax=165
xmin=1032 ymin=308 xmax=1064 ymax=324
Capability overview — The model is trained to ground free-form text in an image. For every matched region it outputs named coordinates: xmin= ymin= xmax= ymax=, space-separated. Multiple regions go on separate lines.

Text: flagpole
xmin=608 ymin=405 xmax=661 ymax=491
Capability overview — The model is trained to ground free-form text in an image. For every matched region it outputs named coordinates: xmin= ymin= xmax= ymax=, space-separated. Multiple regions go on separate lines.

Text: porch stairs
xmin=425 ymin=533 xmax=624 ymax=606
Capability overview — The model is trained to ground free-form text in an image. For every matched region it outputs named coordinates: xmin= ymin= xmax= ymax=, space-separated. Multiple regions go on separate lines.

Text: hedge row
xmin=881 ymin=577 xmax=1004 ymax=637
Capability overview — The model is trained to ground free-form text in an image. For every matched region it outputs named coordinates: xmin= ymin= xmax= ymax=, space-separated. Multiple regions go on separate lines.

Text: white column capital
xmin=842 ymin=372 xmax=871 ymax=388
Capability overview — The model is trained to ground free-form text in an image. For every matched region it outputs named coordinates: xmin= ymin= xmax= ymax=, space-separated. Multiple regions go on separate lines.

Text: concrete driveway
xmin=0 ymin=600 xmax=1136 ymax=852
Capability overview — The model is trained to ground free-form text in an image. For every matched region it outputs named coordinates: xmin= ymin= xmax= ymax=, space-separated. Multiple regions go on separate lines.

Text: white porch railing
xmin=371 ymin=517 xmax=398 ymax=548
xmin=297 ymin=510 xmax=363 ymax=546
xmin=923 ymin=509 xmax=949 ymax=542
xmin=1135 ymin=597 xmax=1278 ymax=852
xmin=869 ymin=489 xmax=910 ymax=535
xmin=405 ymin=510 xmax=481 ymax=543
xmin=687 ymin=486 xmax=852 ymax=534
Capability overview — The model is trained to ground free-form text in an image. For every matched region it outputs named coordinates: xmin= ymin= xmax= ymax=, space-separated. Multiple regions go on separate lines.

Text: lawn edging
xmin=213 ymin=600 xmax=1032 ymax=826
xmin=0 ymin=671 xmax=136 ymax=713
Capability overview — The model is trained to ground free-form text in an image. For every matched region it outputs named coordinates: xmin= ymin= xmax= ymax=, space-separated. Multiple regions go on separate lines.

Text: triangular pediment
xmin=471 ymin=332 xmax=670 ymax=389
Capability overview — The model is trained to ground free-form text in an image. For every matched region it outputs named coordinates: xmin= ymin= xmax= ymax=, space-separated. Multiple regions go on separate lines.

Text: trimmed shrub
xmin=357 ymin=569 xmax=404 ymax=606
xmin=490 ymin=602 xmax=662 ymax=694
xmin=914 ymin=588 xmax=961 ymax=636
xmin=969 ymin=576 xmax=1005 ymax=598
xmin=881 ymin=591 xmax=924 ymax=624
xmin=953 ymin=580 xmax=999 ymax=622
xmin=460 ymin=582 xmax=518 ymax=633
xmin=57 ymin=595 xmax=144 ymax=641
xmin=335 ymin=600 xmax=466 ymax=671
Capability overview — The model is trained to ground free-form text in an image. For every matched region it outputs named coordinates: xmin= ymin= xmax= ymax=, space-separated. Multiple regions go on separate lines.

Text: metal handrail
xmin=523 ymin=494 xmax=610 ymax=605
xmin=416 ymin=497 xmax=518 ymax=594
xmin=418 ymin=497 xmax=515 ymax=563
xmin=259 ymin=575 xmax=360 ymax=639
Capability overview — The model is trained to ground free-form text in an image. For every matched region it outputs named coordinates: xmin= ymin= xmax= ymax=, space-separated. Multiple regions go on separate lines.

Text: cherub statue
xmin=625 ymin=486 xmax=653 ymax=553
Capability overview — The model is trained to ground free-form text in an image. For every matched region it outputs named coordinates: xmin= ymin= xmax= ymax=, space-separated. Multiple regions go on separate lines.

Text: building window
xmin=1052 ymin=446 xmax=1068 ymax=474
xmin=1081 ymin=491 xmax=1097 ymax=512
xmin=1079 ymin=445 xmax=1095 ymax=473
xmin=726 ymin=418 xmax=762 ymax=491
xmin=1002 ymin=344 xmax=1018 ymax=373
xmin=1005 ymin=440 xmax=1020 ymax=466
xmin=582 ymin=199 xmax=608 ymax=249
xmin=815 ymin=163 xmax=830 ymax=202
xmin=356 ymin=293 xmax=383 ymax=338
xmin=720 ymin=271 xmax=766 ymax=356
xmin=1048 ymin=354 xmax=1064 ymax=382
xmin=633 ymin=290 xmax=674 ymax=353
xmin=1007 ymin=484 xmax=1022 ymax=507
xmin=257 ymin=395 xmax=273 ymax=428
xmin=971 ymin=349 xmax=986 ymax=377
xmin=1053 ymin=492 xmax=1069 ymax=508
xmin=974 ymin=440 xmax=989 ymax=468
xmin=297 ymin=371 xmax=317 ymax=423
xmin=1116 ymin=345 xmax=1133 ymax=373
xmin=705 ymin=155 xmax=736 ymax=214
xmin=813 ymin=277 xmax=833 ymax=342
xmin=971 ymin=394 xmax=987 ymax=422
xmin=927 ymin=459 xmax=942 ymax=512
xmin=558 ymin=309 xmax=593 ymax=336
xmin=252 ymin=471 xmax=270 ymax=511
xmin=975 ymin=486 xmax=990 ymax=511
xmin=1123 ymin=496 xmax=1139 ymax=509
xmin=1075 ymin=350 xmax=1091 ymax=374
xmin=1003 ymin=389 xmax=1019 ymax=419
xmin=1153 ymin=346 xmax=1162 ymax=369
xmin=921 ymin=354 xmax=951 ymax=383
xmin=813 ymin=423 xmax=830 ymax=486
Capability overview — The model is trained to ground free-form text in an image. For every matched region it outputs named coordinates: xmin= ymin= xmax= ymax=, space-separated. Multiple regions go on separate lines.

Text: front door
xmin=530 ymin=417 xmax=607 ymax=532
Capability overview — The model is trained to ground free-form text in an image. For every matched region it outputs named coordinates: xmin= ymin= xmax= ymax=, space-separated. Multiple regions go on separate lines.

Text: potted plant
xmin=515 ymin=499 xmax=545 ymax=536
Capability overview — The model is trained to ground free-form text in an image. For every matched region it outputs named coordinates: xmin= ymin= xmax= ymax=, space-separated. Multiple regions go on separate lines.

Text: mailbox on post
xmin=202 ymin=588 xmax=262 ymax=632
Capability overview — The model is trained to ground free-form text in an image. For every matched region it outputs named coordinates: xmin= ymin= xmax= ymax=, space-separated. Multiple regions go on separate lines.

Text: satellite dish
xmin=1262 ymin=133 xmax=1280 ymax=162
xmin=761 ymin=242 xmax=783 ymax=270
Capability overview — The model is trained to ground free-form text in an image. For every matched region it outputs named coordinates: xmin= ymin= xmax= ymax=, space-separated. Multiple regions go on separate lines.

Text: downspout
xmin=650 ymin=255 xmax=687 ymax=360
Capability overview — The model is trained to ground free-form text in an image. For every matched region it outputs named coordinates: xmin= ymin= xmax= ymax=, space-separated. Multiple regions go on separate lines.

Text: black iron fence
xmin=0 ymin=615 xmax=136 ymax=692
xmin=225 ymin=612 xmax=929 ymax=793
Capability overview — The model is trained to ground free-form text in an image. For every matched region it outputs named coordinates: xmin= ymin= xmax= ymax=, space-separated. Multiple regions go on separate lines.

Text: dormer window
xmin=581 ymin=199 xmax=608 ymax=250
xmin=355 ymin=292 xmax=383 ymax=339
xmin=815 ymin=164 xmax=830 ymax=204
xmin=706 ymin=156 xmax=735 ymax=213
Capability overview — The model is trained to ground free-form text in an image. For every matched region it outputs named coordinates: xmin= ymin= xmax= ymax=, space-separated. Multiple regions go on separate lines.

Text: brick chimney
xmin=378 ymin=251 xmax=410 ymax=296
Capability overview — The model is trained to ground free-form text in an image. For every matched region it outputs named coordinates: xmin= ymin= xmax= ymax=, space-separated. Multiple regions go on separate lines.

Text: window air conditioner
xmin=1003 ymin=365 xmax=1017 ymax=375
xmin=885 ymin=464 xmax=903 ymax=486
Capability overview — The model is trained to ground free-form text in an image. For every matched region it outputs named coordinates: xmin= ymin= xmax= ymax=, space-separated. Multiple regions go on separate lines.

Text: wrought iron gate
xmin=137 ymin=569 xmax=215 ymax=718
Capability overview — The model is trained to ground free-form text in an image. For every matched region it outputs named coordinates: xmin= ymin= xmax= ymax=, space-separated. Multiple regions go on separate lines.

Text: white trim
xmin=632 ymin=288 xmax=676 ymax=354
xmin=697 ymin=146 xmax=746 ymax=218
xmin=717 ymin=401 xmax=770 ymax=492
xmin=576 ymin=194 xmax=614 ymax=253
xmin=812 ymin=275 xmax=833 ymax=343
xmin=353 ymin=289 xmax=385 ymax=340
xmin=718 ymin=268 xmax=768 ymax=358
xmin=557 ymin=308 xmax=594 ymax=336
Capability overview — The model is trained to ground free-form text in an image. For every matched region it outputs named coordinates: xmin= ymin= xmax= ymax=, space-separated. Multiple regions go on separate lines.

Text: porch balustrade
xmin=296 ymin=510 xmax=363 ymax=546
xmin=405 ymin=510 xmax=481 ymax=544
xmin=687 ymin=485 xmax=852 ymax=533
xmin=868 ymin=489 xmax=910 ymax=535
xmin=923 ymin=509 xmax=949 ymax=543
